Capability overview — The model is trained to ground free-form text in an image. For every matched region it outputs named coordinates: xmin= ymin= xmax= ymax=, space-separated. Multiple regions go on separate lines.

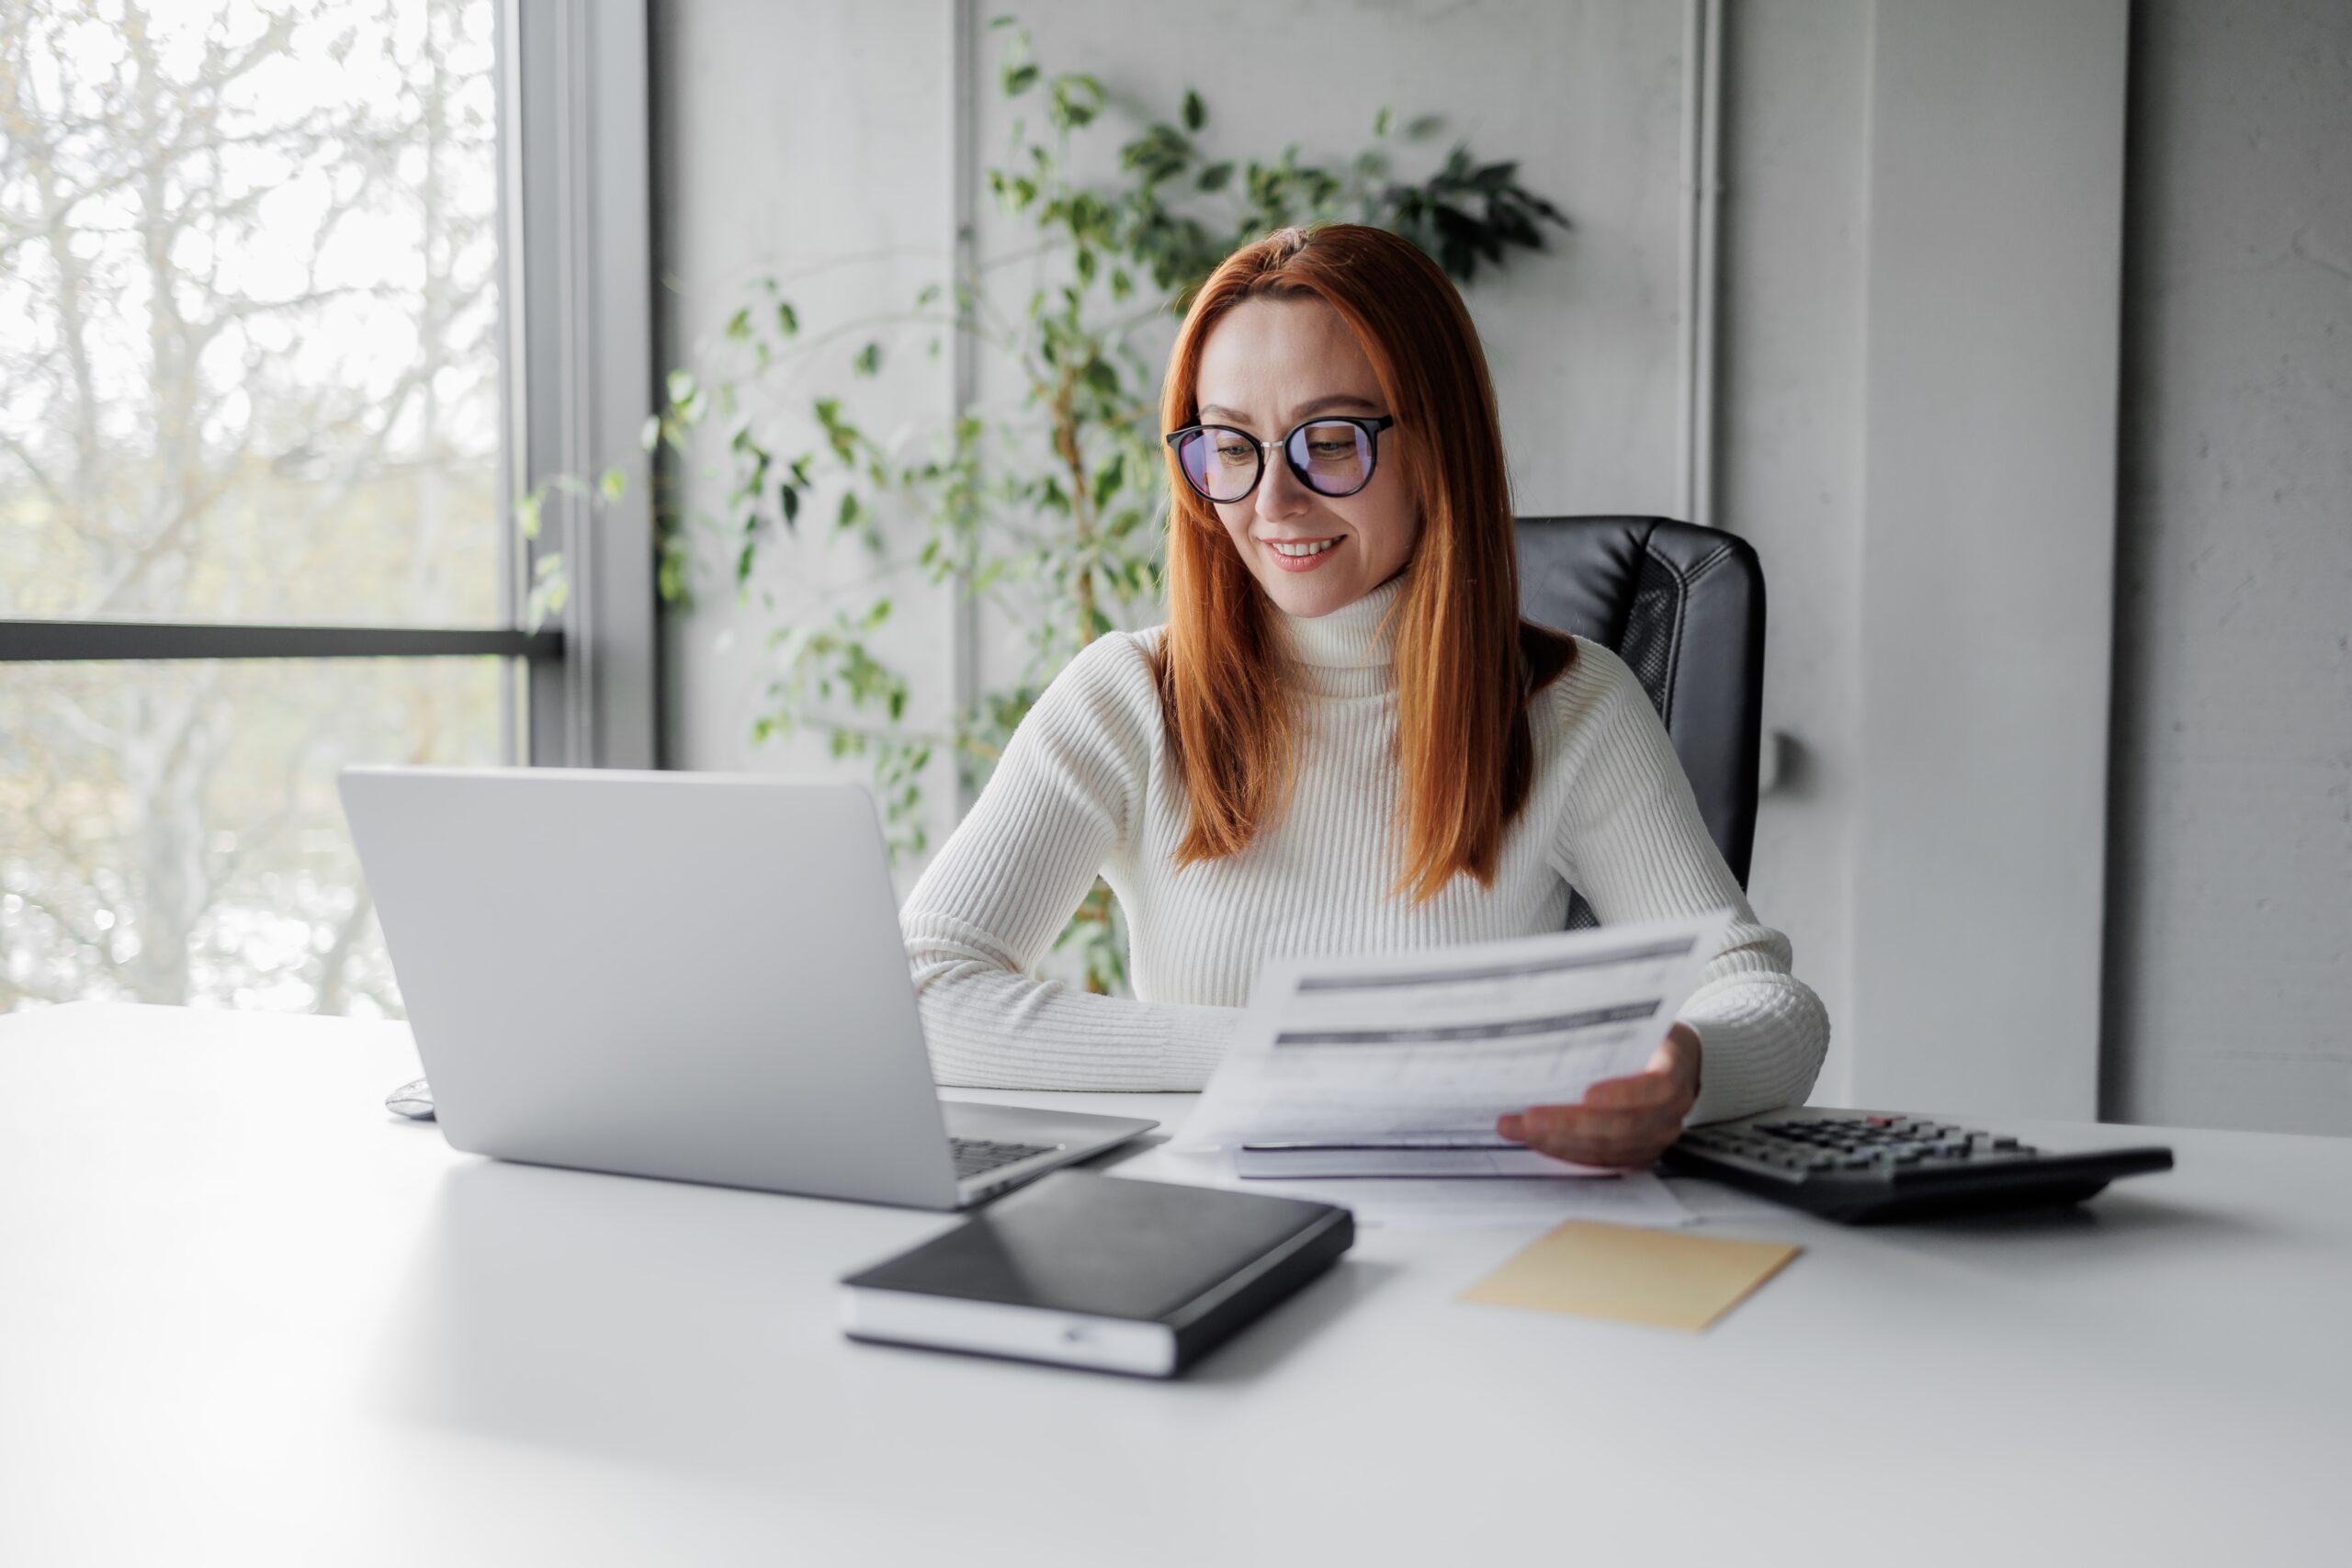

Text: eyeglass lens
xmin=1175 ymin=421 xmax=1377 ymax=503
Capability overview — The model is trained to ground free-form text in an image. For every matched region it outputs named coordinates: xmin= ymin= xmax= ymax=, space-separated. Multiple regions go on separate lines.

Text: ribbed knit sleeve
xmin=899 ymin=634 xmax=1241 ymax=1090
xmin=1547 ymin=642 xmax=1831 ymax=1123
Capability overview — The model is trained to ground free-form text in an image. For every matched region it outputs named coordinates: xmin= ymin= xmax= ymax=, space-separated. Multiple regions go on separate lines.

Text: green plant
xmin=537 ymin=20 xmax=1567 ymax=993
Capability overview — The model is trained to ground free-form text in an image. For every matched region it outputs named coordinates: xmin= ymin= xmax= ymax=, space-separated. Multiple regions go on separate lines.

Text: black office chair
xmin=1515 ymin=516 xmax=1766 ymax=925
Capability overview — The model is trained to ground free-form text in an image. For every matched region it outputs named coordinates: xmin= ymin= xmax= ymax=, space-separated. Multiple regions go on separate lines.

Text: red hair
xmin=1153 ymin=224 xmax=1574 ymax=901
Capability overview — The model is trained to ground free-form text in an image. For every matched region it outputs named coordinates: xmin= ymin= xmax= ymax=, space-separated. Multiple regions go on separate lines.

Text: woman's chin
xmin=1252 ymin=551 xmax=1366 ymax=616
xmin=1258 ymin=574 xmax=1359 ymax=617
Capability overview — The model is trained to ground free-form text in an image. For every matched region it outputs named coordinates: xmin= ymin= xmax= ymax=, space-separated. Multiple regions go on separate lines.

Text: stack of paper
xmin=1110 ymin=1142 xmax=1695 ymax=1229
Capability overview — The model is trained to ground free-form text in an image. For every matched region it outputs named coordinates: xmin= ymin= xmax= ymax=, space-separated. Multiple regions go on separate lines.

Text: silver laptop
xmin=339 ymin=766 xmax=1154 ymax=1210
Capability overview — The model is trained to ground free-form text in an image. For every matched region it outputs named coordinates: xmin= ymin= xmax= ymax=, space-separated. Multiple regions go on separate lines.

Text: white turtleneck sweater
xmin=899 ymin=577 xmax=1829 ymax=1124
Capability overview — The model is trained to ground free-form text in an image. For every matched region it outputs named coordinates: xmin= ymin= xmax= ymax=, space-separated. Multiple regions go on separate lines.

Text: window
xmin=1 ymin=0 xmax=653 ymax=1017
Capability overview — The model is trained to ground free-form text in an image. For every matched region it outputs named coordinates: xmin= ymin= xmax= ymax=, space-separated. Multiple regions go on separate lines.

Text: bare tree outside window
xmin=0 ymin=0 xmax=509 ymax=1015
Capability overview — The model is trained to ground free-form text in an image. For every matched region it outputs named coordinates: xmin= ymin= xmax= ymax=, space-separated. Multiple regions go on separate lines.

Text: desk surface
xmin=3 ymin=1004 xmax=2346 ymax=1567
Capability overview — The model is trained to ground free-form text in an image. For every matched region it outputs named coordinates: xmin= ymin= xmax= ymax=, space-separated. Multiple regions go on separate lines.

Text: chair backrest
xmin=1515 ymin=515 xmax=1766 ymax=890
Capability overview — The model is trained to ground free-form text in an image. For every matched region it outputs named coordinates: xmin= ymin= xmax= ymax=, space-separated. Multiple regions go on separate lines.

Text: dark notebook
xmin=839 ymin=1170 xmax=1354 ymax=1377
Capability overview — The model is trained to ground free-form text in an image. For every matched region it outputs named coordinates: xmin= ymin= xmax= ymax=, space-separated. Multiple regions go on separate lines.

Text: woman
xmin=901 ymin=224 xmax=1827 ymax=1168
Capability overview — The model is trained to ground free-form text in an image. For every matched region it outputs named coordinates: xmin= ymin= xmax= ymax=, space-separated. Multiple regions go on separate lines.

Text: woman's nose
xmin=1255 ymin=447 xmax=1312 ymax=522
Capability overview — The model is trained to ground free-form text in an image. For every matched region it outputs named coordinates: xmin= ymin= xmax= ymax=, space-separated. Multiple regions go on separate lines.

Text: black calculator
xmin=1661 ymin=1107 xmax=2175 ymax=1224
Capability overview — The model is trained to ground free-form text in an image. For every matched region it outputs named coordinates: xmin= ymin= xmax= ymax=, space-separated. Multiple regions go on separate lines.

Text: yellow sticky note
xmin=1459 ymin=1221 xmax=1800 ymax=1332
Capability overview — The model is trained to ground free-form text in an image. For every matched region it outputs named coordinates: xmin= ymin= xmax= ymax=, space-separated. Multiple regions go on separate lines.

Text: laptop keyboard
xmin=950 ymin=1137 xmax=1057 ymax=1179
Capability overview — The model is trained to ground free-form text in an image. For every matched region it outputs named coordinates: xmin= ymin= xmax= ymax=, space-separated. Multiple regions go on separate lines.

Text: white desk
xmin=3 ymin=1004 xmax=2345 ymax=1566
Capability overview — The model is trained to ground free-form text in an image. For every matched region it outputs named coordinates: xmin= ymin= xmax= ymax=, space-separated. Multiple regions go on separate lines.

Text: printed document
xmin=1177 ymin=909 xmax=1734 ymax=1154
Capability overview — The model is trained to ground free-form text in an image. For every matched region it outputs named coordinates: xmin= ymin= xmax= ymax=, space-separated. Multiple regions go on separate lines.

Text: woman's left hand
xmin=1497 ymin=1021 xmax=1702 ymax=1169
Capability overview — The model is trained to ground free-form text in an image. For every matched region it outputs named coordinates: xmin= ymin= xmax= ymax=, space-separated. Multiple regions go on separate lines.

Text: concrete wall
xmin=1716 ymin=0 xmax=2132 ymax=1120
xmin=1715 ymin=0 xmax=1871 ymax=1103
xmin=1717 ymin=0 xmax=2345 ymax=1134
xmin=650 ymin=0 xmax=959 ymax=831
xmin=1847 ymin=0 xmax=2129 ymax=1121
xmin=2104 ymin=0 xmax=2352 ymax=1134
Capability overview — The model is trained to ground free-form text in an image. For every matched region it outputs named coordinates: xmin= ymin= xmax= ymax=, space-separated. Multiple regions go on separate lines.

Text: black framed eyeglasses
xmin=1164 ymin=414 xmax=1396 ymax=504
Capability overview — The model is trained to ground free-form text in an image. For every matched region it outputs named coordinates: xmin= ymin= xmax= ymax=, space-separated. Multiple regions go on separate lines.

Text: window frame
xmin=0 ymin=0 xmax=659 ymax=770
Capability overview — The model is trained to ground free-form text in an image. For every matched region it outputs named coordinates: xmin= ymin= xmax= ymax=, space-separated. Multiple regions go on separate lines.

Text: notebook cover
xmin=842 ymin=1171 xmax=1352 ymax=1360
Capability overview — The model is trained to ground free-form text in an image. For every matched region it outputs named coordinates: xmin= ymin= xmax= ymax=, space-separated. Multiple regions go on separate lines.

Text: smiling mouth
xmin=1263 ymin=536 xmax=1342 ymax=558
